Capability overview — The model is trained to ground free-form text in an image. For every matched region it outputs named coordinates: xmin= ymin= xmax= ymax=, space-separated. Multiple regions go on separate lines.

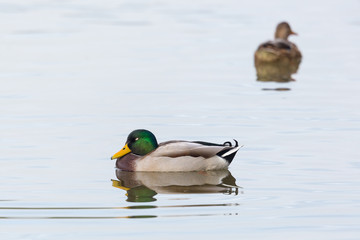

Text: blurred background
xmin=1 ymin=0 xmax=360 ymax=239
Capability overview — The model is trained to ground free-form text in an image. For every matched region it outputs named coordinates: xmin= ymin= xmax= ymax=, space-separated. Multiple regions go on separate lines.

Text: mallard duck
xmin=255 ymin=22 xmax=302 ymax=66
xmin=111 ymin=129 xmax=241 ymax=172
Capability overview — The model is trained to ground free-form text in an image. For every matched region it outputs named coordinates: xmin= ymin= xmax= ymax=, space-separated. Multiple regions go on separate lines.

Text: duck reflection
xmin=112 ymin=169 xmax=241 ymax=202
xmin=255 ymin=61 xmax=299 ymax=82
xmin=254 ymin=22 xmax=302 ymax=82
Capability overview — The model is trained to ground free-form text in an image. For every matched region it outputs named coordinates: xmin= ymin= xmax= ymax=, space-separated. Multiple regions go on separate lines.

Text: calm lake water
xmin=1 ymin=0 xmax=360 ymax=239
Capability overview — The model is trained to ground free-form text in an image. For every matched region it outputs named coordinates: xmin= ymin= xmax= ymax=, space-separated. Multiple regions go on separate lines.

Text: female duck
xmin=111 ymin=129 xmax=241 ymax=172
xmin=255 ymin=22 xmax=302 ymax=66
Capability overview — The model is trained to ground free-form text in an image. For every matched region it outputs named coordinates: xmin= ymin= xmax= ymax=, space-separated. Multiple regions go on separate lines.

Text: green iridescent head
xmin=111 ymin=129 xmax=158 ymax=159
xmin=126 ymin=129 xmax=158 ymax=155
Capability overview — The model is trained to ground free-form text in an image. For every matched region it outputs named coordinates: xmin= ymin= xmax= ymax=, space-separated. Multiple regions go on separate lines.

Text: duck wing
xmin=255 ymin=39 xmax=301 ymax=64
xmin=258 ymin=39 xmax=292 ymax=51
xmin=154 ymin=140 xmax=239 ymax=162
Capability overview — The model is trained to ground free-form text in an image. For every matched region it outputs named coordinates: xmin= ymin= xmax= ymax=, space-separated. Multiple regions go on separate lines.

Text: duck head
xmin=275 ymin=22 xmax=297 ymax=40
xmin=111 ymin=129 xmax=159 ymax=160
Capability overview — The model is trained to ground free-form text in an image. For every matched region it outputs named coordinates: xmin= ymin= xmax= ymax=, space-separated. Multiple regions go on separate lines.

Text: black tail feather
xmin=217 ymin=140 xmax=240 ymax=164
xmin=223 ymin=139 xmax=238 ymax=147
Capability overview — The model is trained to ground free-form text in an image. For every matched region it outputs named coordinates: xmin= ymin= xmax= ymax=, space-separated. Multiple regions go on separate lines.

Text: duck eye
xmin=135 ymin=137 xmax=139 ymax=141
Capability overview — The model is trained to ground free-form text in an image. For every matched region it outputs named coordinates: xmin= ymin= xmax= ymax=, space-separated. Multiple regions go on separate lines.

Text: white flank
xmin=135 ymin=155 xmax=229 ymax=172
xmin=133 ymin=141 xmax=241 ymax=172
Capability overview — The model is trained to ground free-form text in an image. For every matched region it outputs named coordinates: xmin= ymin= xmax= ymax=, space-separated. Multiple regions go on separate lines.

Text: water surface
xmin=1 ymin=0 xmax=360 ymax=239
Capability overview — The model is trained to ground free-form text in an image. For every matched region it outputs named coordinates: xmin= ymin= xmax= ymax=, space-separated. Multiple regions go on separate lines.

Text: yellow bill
xmin=111 ymin=179 xmax=130 ymax=191
xmin=111 ymin=143 xmax=131 ymax=160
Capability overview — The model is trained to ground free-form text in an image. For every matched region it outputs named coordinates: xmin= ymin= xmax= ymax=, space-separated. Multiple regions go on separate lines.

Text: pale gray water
xmin=1 ymin=0 xmax=360 ymax=239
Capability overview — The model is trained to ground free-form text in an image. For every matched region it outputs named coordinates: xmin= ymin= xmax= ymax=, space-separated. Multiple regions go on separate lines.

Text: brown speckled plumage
xmin=255 ymin=22 xmax=302 ymax=65
xmin=254 ymin=22 xmax=302 ymax=82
